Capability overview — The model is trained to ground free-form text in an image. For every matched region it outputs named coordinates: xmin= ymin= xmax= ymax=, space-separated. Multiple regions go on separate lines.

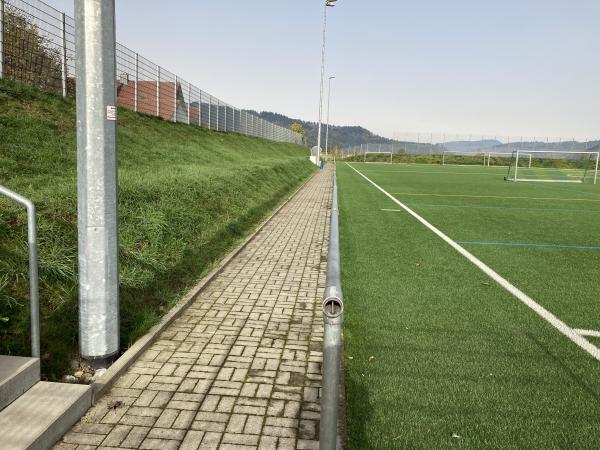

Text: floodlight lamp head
xmin=326 ymin=0 xmax=337 ymax=7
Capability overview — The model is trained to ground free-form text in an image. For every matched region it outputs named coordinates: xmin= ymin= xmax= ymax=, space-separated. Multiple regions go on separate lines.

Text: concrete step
xmin=0 ymin=355 xmax=40 ymax=411
xmin=0 ymin=381 xmax=92 ymax=450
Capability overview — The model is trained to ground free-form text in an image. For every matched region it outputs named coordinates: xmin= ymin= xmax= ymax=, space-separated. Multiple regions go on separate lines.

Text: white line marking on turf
xmin=347 ymin=162 xmax=600 ymax=361
xmin=574 ymin=329 xmax=600 ymax=338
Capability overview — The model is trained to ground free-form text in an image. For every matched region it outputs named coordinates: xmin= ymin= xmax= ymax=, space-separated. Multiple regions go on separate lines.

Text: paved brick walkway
xmin=54 ymin=168 xmax=332 ymax=450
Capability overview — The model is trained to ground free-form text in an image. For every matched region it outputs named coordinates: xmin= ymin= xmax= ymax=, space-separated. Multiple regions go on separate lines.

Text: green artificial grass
xmin=337 ymin=161 xmax=600 ymax=449
xmin=0 ymin=79 xmax=315 ymax=378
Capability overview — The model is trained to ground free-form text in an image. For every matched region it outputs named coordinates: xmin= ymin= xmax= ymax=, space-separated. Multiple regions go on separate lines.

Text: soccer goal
xmin=364 ymin=151 xmax=393 ymax=164
xmin=505 ymin=150 xmax=599 ymax=184
xmin=441 ymin=151 xmax=487 ymax=166
xmin=487 ymin=151 xmax=532 ymax=168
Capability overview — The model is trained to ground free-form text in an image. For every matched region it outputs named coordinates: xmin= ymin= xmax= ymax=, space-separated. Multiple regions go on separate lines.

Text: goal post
xmin=441 ymin=151 xmax=487 ymax=166
xmin=505 ymin=150 xmax=599 ymax=184
xmin=364 ymin=151 xmax=393 ymax=164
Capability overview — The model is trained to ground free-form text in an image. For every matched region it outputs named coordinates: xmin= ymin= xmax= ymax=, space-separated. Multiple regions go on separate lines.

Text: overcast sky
xmin=49 ymin=0 xmax=600 ymax=141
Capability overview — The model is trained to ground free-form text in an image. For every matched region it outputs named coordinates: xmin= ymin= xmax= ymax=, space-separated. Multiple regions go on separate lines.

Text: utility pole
xmin=75 ymin=0 xmax=119 ymax=368
xmin=316 ymin=0 xmax=337 ymax=165
xmin=325 ymin=75 xmax=335 ymax=160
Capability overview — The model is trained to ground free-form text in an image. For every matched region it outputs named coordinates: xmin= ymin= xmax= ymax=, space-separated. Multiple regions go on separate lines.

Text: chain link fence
xmin=0 ymin=0 xmax=303 ymax=145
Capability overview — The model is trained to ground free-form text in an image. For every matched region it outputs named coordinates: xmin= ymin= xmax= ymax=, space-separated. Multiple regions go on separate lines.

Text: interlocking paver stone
xmin=54 ymin=168 xmax=331 ymax=449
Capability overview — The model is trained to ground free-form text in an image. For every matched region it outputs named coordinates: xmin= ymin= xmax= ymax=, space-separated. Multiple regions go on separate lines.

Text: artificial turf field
xmin=337 ymin=161 xmax=600 ymax=449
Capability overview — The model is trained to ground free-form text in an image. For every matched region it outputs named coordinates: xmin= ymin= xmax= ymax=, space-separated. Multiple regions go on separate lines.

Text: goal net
xmin=506 ymin=150 xmax=599 ymax=184
xmin=487 ymin=151 xmax=531 ymax=167
xmin=364 ymin=151 xmax=393 ymax=163
xmin=442 ymin=151 xmax=487 ymax=166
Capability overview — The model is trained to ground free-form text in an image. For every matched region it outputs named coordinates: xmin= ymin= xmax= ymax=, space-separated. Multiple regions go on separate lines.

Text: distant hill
xmin=492 ymin=140 xmax=600 ymax=152
xmin=249 ymin=110 xmax=600 ymax=153
xmin=248 ymin=111 xmax=396 ymax=148
xmin=443 ymin=139 xmax=502 ymax=152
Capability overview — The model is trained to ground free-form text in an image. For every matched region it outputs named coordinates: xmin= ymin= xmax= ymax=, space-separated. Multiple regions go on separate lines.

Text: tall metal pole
xmin=75 ymin=0 xmax=119 ymax=367
xmin=316 ymin=1 xmax=336 ymax=165
xmin=325 ymin=75 xmax=335 ymax=160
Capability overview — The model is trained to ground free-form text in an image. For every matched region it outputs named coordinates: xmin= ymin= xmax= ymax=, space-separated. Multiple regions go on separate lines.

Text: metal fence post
xmin=173 ymin=75 xmax=177 ymax=123
xmin=198 ymin=89 xmax=202 ymax=128
xmin=156 ymin=65 xmax=160 ymax=117
xmin=60 ymin=13 xmax=67 ymax=97
xmin=216 ymin=100 xmax=219 ymax=131
xmin=0 ymin=0 xmax=4 ymax=79
xmin=208 ymin=95 xmax=212 ymax=130
xmin=224 ymin=104 xmax=228 ymax=132
xmin=187 ymin=84 xmax=191 ymax=125
xmin=134 ymin=53 xmax=138 ymax=112
xmin=75 ymin=0 xmax=119 ymax=367
xmin=320 ymin=167 xmax=344 ymax=450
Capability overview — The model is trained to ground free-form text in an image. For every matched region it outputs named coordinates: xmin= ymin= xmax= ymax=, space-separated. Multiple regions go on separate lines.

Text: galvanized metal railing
xmin=0 ymin=185 xmax=40 ymax=358
xmin=320 ymin=166 xmax=344 ymax=450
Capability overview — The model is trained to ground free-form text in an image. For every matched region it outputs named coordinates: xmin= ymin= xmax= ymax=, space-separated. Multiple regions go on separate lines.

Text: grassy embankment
xmin=0 ymin=79 xmax=315 ymax=378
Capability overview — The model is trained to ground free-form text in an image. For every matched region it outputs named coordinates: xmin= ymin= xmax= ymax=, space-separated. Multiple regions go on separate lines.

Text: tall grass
xmin=0 ymin=79 xmax=314 ymax=378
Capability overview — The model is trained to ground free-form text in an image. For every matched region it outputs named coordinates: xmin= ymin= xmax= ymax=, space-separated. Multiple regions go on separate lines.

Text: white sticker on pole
xmin=106 ymin=105 xmax=117 ymax=121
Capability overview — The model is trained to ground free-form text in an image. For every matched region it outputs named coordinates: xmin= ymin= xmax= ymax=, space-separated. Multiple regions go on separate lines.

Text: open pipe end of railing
xmin=322 ymin=289 xmax=344 ymax=325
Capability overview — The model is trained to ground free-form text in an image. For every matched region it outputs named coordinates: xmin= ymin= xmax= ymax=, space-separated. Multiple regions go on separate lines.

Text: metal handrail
xmin=0 ymin=185 xmax=40 ymax=358
xmin=320 ymin=166 xmax=344 ymax=450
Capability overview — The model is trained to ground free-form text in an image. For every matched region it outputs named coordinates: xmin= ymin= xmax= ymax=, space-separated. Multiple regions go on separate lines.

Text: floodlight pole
xmin=325 ymin=76 xmax=335 ymax=160
xmin=316 ymin=1 xmax=336 ymax=165
xmin=75 ymin=0 xmax=119 ymax=368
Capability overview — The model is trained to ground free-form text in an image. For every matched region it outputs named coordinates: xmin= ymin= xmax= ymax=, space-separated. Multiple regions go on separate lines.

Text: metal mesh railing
xmin=0 ymin=0 xmax=303 ymax=145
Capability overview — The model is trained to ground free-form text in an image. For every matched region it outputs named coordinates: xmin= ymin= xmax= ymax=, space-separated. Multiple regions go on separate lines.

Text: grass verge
xmin=0 ymin=79 xmax=315 ymax=378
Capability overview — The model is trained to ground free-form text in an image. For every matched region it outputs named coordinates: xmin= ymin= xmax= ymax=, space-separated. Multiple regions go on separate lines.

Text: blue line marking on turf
xmin=457 ymin=241 xmax=600 ymax=250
